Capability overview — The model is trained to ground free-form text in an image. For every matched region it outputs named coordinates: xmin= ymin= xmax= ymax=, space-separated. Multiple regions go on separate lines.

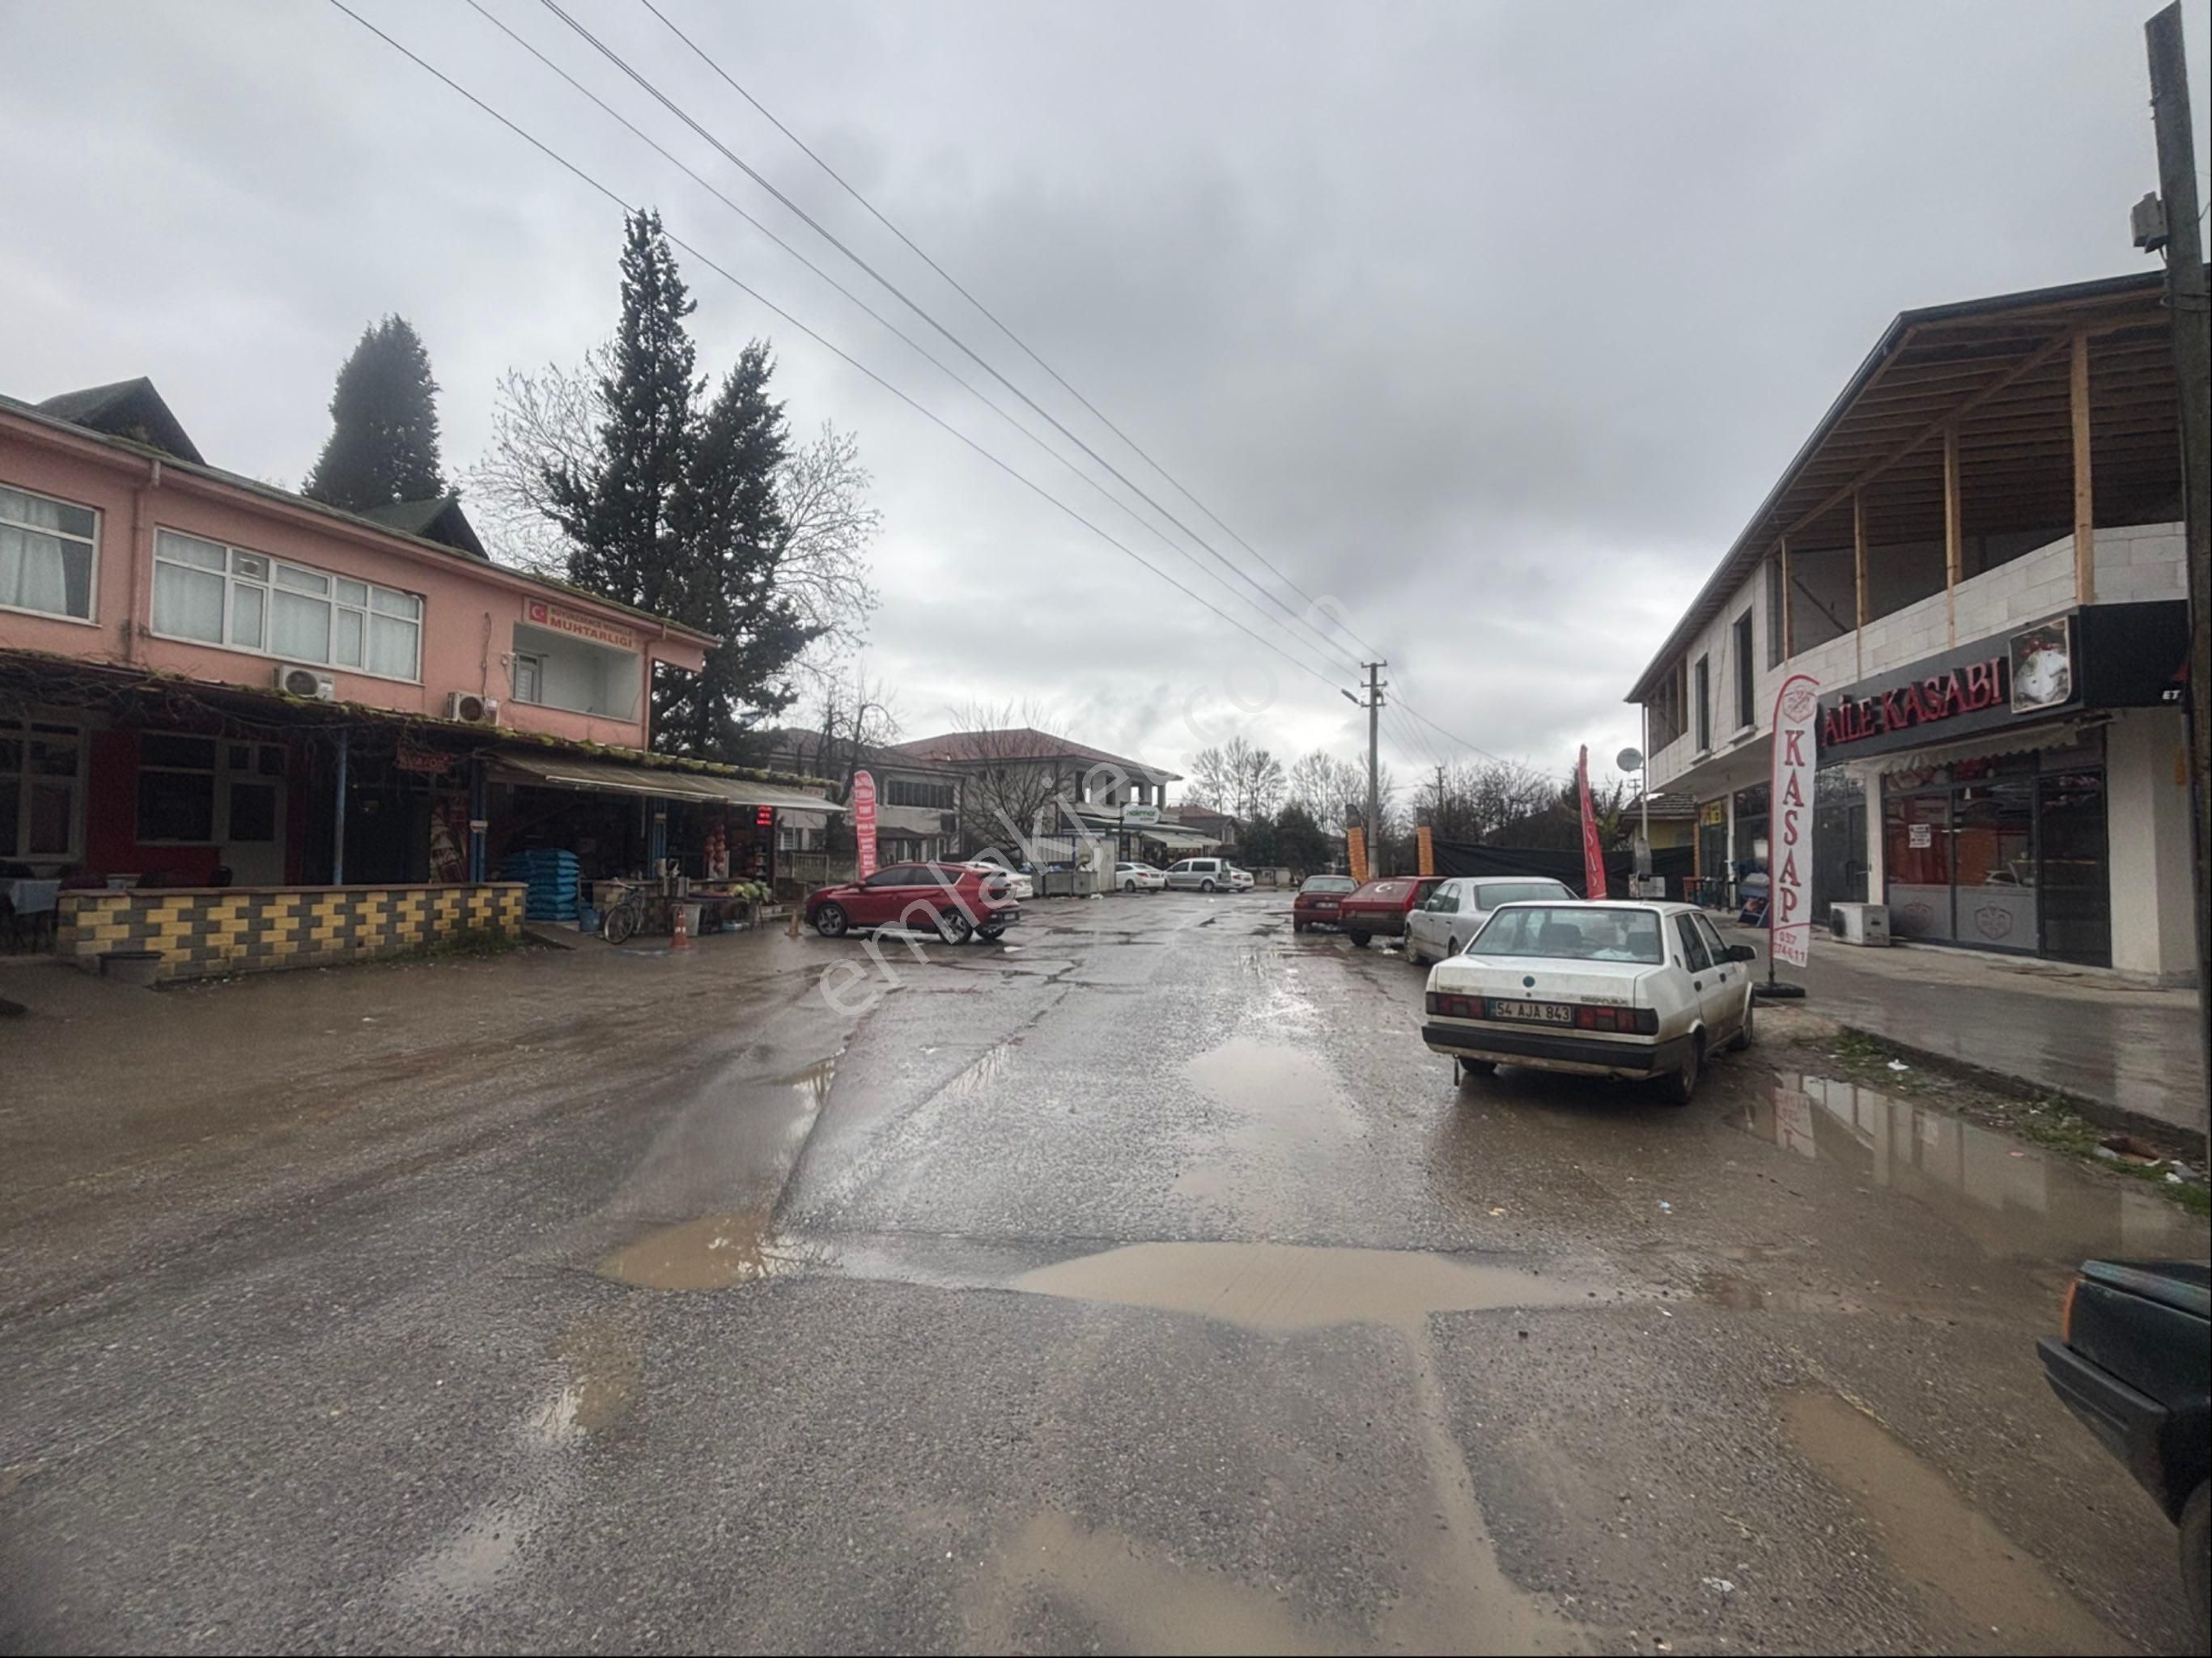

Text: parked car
xmin=1292 ymin=873 xmax=1358 ymax=931
xmin=1335 ymin=874 xmax=1446 ymax=946
xmin=1405 ymin=876 xmax=1577 ymax=965
xmin=808 ymin=862 xmax=1022 ymax=943
xmin=1420 ymin=900 xmax=1756 ymax=1105
xmin=964 ymin=860 xmax=1034 ymax=900
xmin=1165 ymin=857 xmax=1247 ymax=893
xmin=1115 ymin=861 xmax=1167 ymax=893
xmin=2037 ymin=1260 xmax=2210 ymax=1645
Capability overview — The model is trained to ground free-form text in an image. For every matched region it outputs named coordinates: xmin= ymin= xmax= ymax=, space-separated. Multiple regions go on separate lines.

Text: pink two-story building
xmin=1 ymin=377 xmax=830 ymax=977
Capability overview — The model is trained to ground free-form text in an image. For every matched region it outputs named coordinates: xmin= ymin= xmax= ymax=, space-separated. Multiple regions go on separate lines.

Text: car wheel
xmin=1727 ymin=994 xmax=1755 ymax=1053
xmin=1660 ymin=1033 xmax=1703 ymax=1106
xmin=1121 ymin=880 xmax=1136 ymax=892
xmin=1348 ymin=931 xmax=1371 ymax=948
xmin=1454 ymin=1057 xmax=1496 ymax=1088
xmin=1293 ymin=920 xmax=1306 ymax=933
xmin=936 ymin=909 xmax=974 ymax=944
xmin=813 ymin=902 xmax=848 ymax=938
xmin=2182 ymin=1482 xmax=2209 ymax=1652
xmin=979 ymin=927 xmax=1006 ymax=943
xmin=1200 ymin=879 xmax=1216 ymax=893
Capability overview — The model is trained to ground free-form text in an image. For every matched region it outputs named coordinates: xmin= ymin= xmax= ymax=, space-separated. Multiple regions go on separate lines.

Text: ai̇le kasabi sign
xmin=851 ymin=769 xmax=879 ymax=880
xmin=1769 ymin=673 xmax=1820 ymax=969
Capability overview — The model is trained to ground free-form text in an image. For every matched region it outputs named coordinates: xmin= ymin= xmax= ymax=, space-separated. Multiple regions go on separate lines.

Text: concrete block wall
xmin=2090 ymin=523 xmax=2186 ymax=604
xmin=58 ymin=882 xmax=526 ymax=983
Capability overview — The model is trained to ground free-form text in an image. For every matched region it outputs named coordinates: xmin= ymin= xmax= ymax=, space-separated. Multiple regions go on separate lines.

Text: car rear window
xmin=1471 ymin=905 xmax=1664 ymax=965
xmin=1474 ymin=880 xmax=1574 ymax=908
xmin=1301 ymin=876 xmax=1356 ymax=893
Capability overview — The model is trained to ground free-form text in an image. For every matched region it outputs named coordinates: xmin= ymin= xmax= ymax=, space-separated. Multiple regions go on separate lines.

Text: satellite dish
xmin=1615 ymin=746 xmax=1645 ymax=772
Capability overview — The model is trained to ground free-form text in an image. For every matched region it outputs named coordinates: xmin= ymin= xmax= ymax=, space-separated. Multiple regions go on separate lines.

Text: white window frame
xmin=0 ymin=481 xmax=100 ymax=626
xmin=1 ymin=717 xmax=88 ymax=863
xmin=512 ymin=650 xmax=546 ymax=705
xmin=150 ymin=528 xmax=423 ymax=683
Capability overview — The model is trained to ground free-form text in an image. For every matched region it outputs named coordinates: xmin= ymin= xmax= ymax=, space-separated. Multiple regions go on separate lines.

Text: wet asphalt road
xmin=1 ymin=892 xmax=2202 ymax=1654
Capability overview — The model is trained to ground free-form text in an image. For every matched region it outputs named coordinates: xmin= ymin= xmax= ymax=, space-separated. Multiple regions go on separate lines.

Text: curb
xmin=1839 ymin=1024 xmax=2210 ymax=1164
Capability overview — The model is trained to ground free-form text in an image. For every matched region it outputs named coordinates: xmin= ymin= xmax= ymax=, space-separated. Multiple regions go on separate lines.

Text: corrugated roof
xmin=488 ymin=748 xmax=843 ymax=811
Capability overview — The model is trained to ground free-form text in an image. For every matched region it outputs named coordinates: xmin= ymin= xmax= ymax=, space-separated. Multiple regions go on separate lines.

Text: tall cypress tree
xmin=546 ymin=211 xmax=822 ymax=757
xmin=303 ymin=316 xmax=446 ymax=510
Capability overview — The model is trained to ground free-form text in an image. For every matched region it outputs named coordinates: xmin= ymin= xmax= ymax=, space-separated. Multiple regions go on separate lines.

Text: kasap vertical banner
xmin=1768 ymin=674 xmax=1821 ymax=968
xmin=851 ymin=769 xmax=879 ymax=880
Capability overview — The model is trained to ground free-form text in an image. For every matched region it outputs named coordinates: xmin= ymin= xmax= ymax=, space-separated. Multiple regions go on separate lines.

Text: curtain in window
xmin=0 ymin=524 xmax=74 ymax=616
xmin=152 ymin=561 xmax=226 ymax=642
xmin=271 ymin=591 xmax=331 ymax=662
xmin=368 ymin=615 xmax=418 ymax=679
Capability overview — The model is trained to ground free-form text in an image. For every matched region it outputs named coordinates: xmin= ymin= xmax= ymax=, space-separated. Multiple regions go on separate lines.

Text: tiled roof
xmin=891 ymin=727 xmax=1180 ymax=781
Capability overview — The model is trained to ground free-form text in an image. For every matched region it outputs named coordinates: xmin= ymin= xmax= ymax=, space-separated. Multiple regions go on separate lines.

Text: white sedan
xmin=1420 ymin=900 xmax=1756 ymax=1105
xmin=1115 ymin=861 xmax=1167 ymax=892
xmin=1404 ymin=876 xmax=1577 ymax=965
xmin=964 ymin=861 xmax=1034 ymax=901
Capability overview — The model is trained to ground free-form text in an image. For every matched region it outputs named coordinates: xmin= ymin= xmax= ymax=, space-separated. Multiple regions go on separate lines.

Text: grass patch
xmin=1805 ymin=1028 xmax=2210 ymax=1219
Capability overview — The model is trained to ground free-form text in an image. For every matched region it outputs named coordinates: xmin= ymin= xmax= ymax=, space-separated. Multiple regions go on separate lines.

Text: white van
xmin=1165 ymin=858 xmax=1254 ymax=893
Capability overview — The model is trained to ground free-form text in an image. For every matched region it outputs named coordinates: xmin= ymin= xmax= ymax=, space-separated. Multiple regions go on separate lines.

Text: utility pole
xmin=1365 ymin=663 xmax=1385 ymax=876
xmin=2143 ymin=1 xmax=2210 ymax=1090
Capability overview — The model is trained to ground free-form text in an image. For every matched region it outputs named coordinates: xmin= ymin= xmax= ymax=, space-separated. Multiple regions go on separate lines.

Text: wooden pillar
xmin=1942 ymin=421 xmax=1963 ymax=647
xmin=1779 ymin=536 xmax=1794 ymax=661
xmin=2071 ymin=329 xmax=2095 ymax=603
xmin=1853 ymin=489 xmax=1869 ymax=681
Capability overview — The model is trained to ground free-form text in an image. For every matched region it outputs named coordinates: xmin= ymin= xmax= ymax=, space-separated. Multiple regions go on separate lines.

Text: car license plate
xmin=1488 ymin=998 xmax=1574 ymax=1025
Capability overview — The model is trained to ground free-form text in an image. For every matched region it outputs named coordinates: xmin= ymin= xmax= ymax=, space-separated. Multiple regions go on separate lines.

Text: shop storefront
xmin=1819 ymin=600 xmax=2191 ymax=976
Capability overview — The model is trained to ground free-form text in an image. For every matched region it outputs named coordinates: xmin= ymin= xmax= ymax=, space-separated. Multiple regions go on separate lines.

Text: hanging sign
xmin=851 ymin=769 xmax=880 ymax=880
xmin=1768 ymin=672 xmax=1821 ymax=969
xmin=1119 ymin=803 xmax=1161 ymax=825
xmin=394 ymin=744 xmax=452 ymax=774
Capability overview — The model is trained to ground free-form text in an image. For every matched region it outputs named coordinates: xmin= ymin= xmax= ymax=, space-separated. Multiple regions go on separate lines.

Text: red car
xmin=806 ymin=861 xmax=1021 ymax=944
xmin=1291 ymin=873 xmax=1358 ymax=932
xmin=1335 ymin=874 xmax=1446 ymax=947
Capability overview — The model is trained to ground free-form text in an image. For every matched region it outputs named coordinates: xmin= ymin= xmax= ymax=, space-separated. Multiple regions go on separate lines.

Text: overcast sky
xmin=2 ymin=1 xmax=2205 ymax=794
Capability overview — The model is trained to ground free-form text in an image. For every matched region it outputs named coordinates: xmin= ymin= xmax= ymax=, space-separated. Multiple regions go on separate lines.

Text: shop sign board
xmin=1119 ymin=803 xmax=1161 ymax=825
xmin=851 ymin=769 xmax=879 ymax=880
xmin=523 ymin=598 xmax=639 ymax=653
xmin=1768 ymin=672 xmax=1820 ymax=969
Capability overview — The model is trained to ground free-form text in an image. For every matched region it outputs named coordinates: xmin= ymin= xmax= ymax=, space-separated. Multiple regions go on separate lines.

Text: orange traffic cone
xmin=671 ymin=898 xmax=691 ymax=952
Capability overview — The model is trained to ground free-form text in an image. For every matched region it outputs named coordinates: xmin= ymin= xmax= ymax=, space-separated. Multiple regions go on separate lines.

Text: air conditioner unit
xmin=276 ymin=664 xmax=336 ymax=701
xmin=1829 ymin=901 xmax=1891 ymax=947
xmin=446 ymin=691 xmax=500 ymax=725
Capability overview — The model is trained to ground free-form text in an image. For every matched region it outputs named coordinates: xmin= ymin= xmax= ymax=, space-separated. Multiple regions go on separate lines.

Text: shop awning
xmin=1855 ymin=715 xmax=2102 ymax=777
xmin=489 ymin=748 xmax=841 ymax=812
xmin=1068 ymin=812 xmax=1216 ymax=849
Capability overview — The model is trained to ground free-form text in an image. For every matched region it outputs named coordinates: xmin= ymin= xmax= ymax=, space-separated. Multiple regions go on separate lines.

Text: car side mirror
xmin=1726 ymin=943 xmax=1757 ymax=962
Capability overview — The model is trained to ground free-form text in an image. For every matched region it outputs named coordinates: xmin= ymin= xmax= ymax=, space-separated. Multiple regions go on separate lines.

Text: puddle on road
xmin=1780 ymin=1388 xmax=2122 ymax=1654
xmin=942 ymin=1040 xmax=1020 ymax=1100
xmin=1013 ymin=1240 xmax=1598 ymax=1334
xmin=1187 ymin=1038 xmax=1339 ymax=1117
xmin=595 ymin=1206 xmax=785 ymax=1291
xmin=529 ymin=1306 xmax=644 ymax=1440
xmin=1739 ymin=1073 xmax=2201 ymax=1261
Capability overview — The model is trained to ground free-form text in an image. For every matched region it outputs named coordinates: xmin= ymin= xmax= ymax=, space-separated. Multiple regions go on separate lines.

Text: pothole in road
xmin=1011 ymin=1240 xmax=1603 ymax=1334
xmin=594 ymin=1206 xmax=792 ymax=1291
xmin=1739 ymin=1072 xmax=2203 ymax=1260
xmin=1187 ymin=1038 xmax=1341 ymax=1118
xmin=1779 ymin=1387 xmax=2122 ymax=1654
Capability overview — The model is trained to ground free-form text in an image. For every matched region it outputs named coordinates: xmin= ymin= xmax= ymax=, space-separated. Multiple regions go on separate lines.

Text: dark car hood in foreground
xmin=2083 ymin=1260 xmax=2210 ymax=1321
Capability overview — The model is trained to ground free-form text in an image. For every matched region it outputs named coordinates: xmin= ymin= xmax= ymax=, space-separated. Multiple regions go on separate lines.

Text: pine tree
xmin=546 ymin=211 xmax=823 ymax=757
xmin=302 ymin=316 xmax=446 ymax=510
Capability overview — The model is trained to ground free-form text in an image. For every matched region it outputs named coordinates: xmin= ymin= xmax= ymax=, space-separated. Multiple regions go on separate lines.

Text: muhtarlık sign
xmin=523 ymin=598 xmax=639 ymax=653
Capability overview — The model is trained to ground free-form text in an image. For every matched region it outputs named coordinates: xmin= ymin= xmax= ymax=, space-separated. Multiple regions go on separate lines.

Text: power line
xmin=322 ymin=0 xmax=1360 ymax=700
xmin=630 ymin=0 xmax=1391 ymax=668
xmin=455 ymin=0 xmax=1353 ymax=690
xmin=533 ymin=0 xmax=1365 ymax=679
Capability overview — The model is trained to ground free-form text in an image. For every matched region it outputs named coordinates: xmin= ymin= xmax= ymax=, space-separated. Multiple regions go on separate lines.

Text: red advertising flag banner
xmin=851 ymin=769 xmax=880 ymax=880
xmin=1768 ymin=672 xmax=1821 ymax=969
xmin=1577 ymin=745 xmax=1607 ymax=900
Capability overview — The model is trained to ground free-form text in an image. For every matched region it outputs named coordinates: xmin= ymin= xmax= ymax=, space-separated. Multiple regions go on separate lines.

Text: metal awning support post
xmin=332 ymin=727 xmax=349 ymax=885
xmin=468 ymin=757 xmax=487 ymax=883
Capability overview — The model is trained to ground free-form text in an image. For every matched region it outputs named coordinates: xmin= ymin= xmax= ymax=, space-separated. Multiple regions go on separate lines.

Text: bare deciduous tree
xmin=460 ymin=358 xmax=881 ymax=678
xmin=935 ymin=699 xmax=1070 ymax=857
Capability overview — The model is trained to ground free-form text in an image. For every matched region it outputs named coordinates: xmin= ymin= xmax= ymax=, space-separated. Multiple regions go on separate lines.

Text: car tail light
xmin=1573 ymin=1006 xmax=1660 ymax=1034
xmin=2061 ymin=1277 xmax=2078 ymax=1343
xmin=1424 ymin=991 xmax=1483 ymax=1020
